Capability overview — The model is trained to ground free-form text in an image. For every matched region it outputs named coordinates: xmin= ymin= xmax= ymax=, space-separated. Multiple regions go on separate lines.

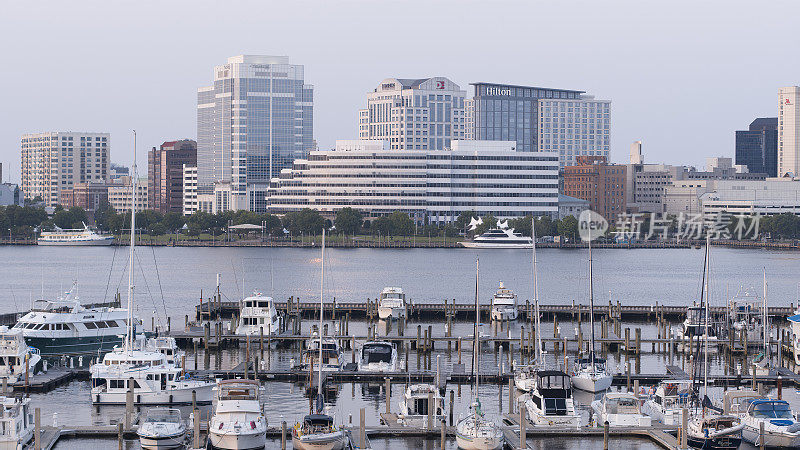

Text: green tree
xmin=455 ymin=211 xmax=476 ymax=233
xmin=388 ymin=211 xmax=414 ymax=236
xmin=334 ymin=207 xmax=363 ymax=235
xmin=161 ymin=212 xmax=185 ymax=233
xmin=148 ymin=222 xmax=166 ymax=236
xmin=557 ymin=215 xmax=579 ymax=240
xmin=283 ymin=208 xmax=326 ymax=235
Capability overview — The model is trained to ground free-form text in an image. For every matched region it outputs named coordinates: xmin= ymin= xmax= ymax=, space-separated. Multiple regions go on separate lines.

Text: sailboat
xmin=455 ymin=258 xmax=504 ymax=450
xmin=292 ymin=229 xmax=347 ymax=450
xmin=514 ymin=218 xmax=543 ymax=393
xmin=89 ymin=131 xmax=214 ymax=405
xmin=686 ymin=234 xmax=743 ymax=449
xmin=570 ymin=239 xmax=612 ymax=393
xmin=752 ymin=269 xmax=772 ymax=376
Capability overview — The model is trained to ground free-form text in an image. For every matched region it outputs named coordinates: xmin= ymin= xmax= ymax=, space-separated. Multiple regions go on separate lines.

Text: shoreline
xmin=1 ymin=237 xmax=798 ymax=250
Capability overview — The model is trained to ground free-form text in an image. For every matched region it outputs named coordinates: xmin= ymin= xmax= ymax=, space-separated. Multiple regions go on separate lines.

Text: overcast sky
xmin=1 ymin=0 xmax=798 ymax=183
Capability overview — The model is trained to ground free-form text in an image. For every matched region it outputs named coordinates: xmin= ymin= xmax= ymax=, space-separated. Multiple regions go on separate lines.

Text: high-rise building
xmin=197 ymin=55 xmax=313 ymax=211
xmin=148 ymin=139 xmax=197 ymax=214
xmin=561 ymin=156 xmax=626 ymax=221
xmin=59 ymin=182 xmax=109 ymax=215
xmin=778 ymin=86 xmax=800 ymax=177
xmin=358 ymin=77 xmax=467 ymax=150
xmin=735 ymin=118 xmax=778 ymax=177
xmin=21 ymin=132 xmax=110 ymax=207
xmin=107 ymin=177 xmax=149 ymax=213
xmin=468 ymin=83 xmax=610 ymax=168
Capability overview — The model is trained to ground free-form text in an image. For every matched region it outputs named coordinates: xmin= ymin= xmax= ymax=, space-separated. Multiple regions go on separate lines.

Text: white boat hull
xmin=571 ymin=373 xmax=613 ymax=393
xmin=291 ymin=432 xmax=347 ymax=450
xmin=525 ymin=402 xmax=580 ymax=427
xmin=490 ymin=308 xmax=518 ymax=321
xmin=37 ymin=238 xmax=114 ymax=246
xmin=460 ymin=242 xmax=532 ymax=249
xmin=92 ymin=383 xmax=214 ymax=404
xmin=641 ymin=401 xmax=682 ymax=426
xmin=378 ymin=306 xmax=405 ymax=320
xmin=742 ymin=424 xmax=800 ymax=448
xmin=209 ymin=430 xmax=267 ymax=450
xmin=455 ymin=434 xmax=503 ymax=450
xmin=0 ymin=430 xmax=33 ymax=450
xmin=591 ymin=401 xmax=651 ymax=427
xmin=138 ymin=432 xmax=186 ymax=450
xmin=397 ymin=414 xmax=444 ymax=429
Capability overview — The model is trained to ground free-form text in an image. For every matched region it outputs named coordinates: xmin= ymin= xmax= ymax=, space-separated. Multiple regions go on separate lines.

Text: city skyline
xmin=1 ymin=0 xmax=799 ymax=184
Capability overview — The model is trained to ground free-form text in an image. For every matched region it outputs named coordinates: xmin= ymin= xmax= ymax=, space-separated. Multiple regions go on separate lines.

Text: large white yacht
xmin=37 ymin=223 xmax=114 ymax=246
xmin=489 ymin=282 xmax=518 ymax=321
xmin=398 ymin=384 xmax=444 ymax=428
xmin=0 ymin=326 xmax=41 ymax=383
xmin=0 ymin=396 xmax=33 ymax=450
xmin=13 ymin=281 xmax=128 ymax=356
xmin=208 ymin=379 xmax=267 ymax=450
xmin=640 ymin=380 xmax=693 ymax=425
xmin=460 ymin=228 xmax=532 ymax=249
xmin=522 ymin=370 xmax=580 ymax=426
xmin=377 ymin=287 xmax=407 ymax=320
xmin=358 ymin=341 xmax=397 ymax=372
xmin=234 ymin=293 xmax=280 ymax=337
xmin=591 ymin=392 xmax=651 ymax=427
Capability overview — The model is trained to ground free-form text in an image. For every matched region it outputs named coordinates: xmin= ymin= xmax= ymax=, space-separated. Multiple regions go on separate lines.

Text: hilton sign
xmin=485 ymin=86 xmax=512 ymax=96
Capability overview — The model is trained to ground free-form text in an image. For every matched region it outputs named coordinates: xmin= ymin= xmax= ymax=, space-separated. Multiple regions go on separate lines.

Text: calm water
xmin=4 ymin=245 xmax=799 ymax=449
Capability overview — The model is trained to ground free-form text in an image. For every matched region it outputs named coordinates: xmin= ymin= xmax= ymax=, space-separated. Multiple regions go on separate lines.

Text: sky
xmin=1 ymin=0 xmax=798 ymax=183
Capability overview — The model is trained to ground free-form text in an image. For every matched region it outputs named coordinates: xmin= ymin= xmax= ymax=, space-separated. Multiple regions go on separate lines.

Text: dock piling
xmin=34 ymin=407 xmax=40 ymax=450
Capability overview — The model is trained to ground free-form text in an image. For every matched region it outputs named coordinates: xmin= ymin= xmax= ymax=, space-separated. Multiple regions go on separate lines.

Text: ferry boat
xmin=591 ymin=392 xmax=651 ymax=427
xmin=377 ymin=287 xmax=407 ymax=320
xmin=137 ymin=408 xmax=187 ymax=450
xmin=489 ymin=282 xmax=518 ymax=321
xmin=0 ymin=326 xmax=41 ymax=383
xmin=13 ymin=282 xmax=128 ymax=356
xmin=522 ymin=370 xmax=580 ymax=426
xmin=740 ymin=399 xmax=800 ymax=448
xmin=398 ymin=384 xmax=444 ymax=428
xmin=0 ymin=396 xmax=33 ymax=450
xmin=358 ymin=341 xmax=397 ymax=372
xmin=460 ymin=228 xmax=532 ymax=249
xmin=234 ymin=293 xmax=280 ymax=337
xmin=208 ymin=379 xmax=267 ymax=450
xmin=37 ymin=223 xmax=114 ymax=246
xmin=640 ymin=380 xmax=693 ymax=425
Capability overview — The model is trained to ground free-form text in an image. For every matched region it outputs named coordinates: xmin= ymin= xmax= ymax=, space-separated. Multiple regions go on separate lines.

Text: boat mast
xmin=532 ymin=217 xmax=543 ymax=369
xmin=763 ymin=268 xmax=768 ymax=358
xmin=474 ymin=258 xmax=480 ymax=396
xmin=589 ymin=236 xmax=596 ymax=373
xmin=317 ymin=229 xmax=326 ymax=405
xmin=125 ymin=130 xmax=137 ymax=353
xmin=703 ymin=233 xmax=710 ymax=411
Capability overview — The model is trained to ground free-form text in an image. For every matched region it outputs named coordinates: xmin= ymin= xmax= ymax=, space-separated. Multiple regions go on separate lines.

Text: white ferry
xmin=460 ymin=228 xmax=532 ymax=249
xmin=234 ymin=293 xmax=280 ymax=337
xmin=0 ymin=326 xmax=41 ymax=383
xmin=37 ymin=223 xmax=114 ymax=246
xmin=13 ymin=282 xmax=128 ymax=356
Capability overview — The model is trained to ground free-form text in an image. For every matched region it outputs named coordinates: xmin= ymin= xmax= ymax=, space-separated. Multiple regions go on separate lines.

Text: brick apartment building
xmin=561 ymin=155 xmax=627 ymax=221
xmin=148 ymin=140 xmax=197 ymax=213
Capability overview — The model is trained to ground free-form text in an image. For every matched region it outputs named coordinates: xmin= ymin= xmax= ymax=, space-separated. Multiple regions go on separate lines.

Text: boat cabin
xmin=361 ymin=342 xmax=393 ymax=365
xmin=747 ymin=400 xmax=794 ymax=420
xmin=300 ymin=414 xmax=335 ymax=432
xmin=531 ymin=370 xmax=572 ymax=416
xmin=602 ymin=393 xmax=640 ymax=415
xmin=217 ymin=379 xmax=259 ymax=401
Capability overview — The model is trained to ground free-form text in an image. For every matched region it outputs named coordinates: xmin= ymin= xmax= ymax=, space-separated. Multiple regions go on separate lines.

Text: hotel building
xmin=778 ymin=86 xmax=800 ymax=177
xmin=21 ymin=132 xmax=110 ymax=207
xmin=197 ymin=55 xmax=313 ymax=211
xmin=267 ymin=140 xmax=559 ymax=223
xmin=358 ymin=77 xmax=467 ymax=150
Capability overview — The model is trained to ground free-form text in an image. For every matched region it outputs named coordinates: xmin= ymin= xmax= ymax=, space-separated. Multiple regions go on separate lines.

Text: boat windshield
xmin=538 ymin=373 xmax=571 ymax=390
xmin=362 ymin=344 xmax=392 ymax=363
xmin=750 ymin=401 xmax=794 ymax=419
xmin=145 ymin=409 xmax=181 ymax=423
xmin=381 ymin=293 xmax=403 ymax=300
xmin=607 ymin=397 xmax=639 ymax=414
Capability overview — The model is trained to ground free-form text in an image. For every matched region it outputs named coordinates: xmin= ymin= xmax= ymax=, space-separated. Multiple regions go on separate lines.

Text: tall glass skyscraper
xmin=735 ymin=117 xmax=777 ymax=177
xmin=197 ymin=55 xmax=313 ymax=211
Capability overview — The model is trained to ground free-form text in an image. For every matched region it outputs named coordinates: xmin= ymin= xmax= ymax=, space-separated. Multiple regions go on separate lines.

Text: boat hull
xmin=92 ymin=384 xmax=214 ymax=405
xmin=37 ymin=238 xmax=114 ymax=246
xmin=24 ymin=335 xmax=123 ymax=356
xmin=742 ymin=424 xmax=800 ymax=448
xmin=490 ymin=308 xmax=518 ymax=321
xmin=455 ymin=434 xmax=503 ymax=450
xmin=460 ymin=242 xmax=532 ymax=249
xmin=291 ymin=432 xmax=347 ymax=450
xmin=571 ymin=373 xmax=613 ymax=393
xmin=378 ymin=306 xmax=405 ymax=320
xmin=687 ymin=434 xmax=741 ymax=450
xmin=209 ymin=430 xmax=267 ymax=450
xmin=138 ymin=432 xmax=186 ymax=450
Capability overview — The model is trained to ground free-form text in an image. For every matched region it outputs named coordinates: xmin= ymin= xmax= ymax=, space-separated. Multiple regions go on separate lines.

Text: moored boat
xmin=0 ymin=326 xmax=41 ymax=383
xmin=398 ymin=383 xmax=444 ymax=428
xmin=489 ymin=282 xmax=518 ymax=321
xmin=591 ymin=392 xmax=651 ymax=427
xmin=235 ymin=292 xmax=280 ymax=337
xmin=208 ymin=379 xmax=267 ymax=450
xmin=37 ymin=222 xmax=114 ymax=246
xmin=377 ymin=287 xmax=407 ymax=320
xmin=0 ymin=396 xmax=33 ymax=450
xmin=137 ymin=408 xmax=186 ymax=450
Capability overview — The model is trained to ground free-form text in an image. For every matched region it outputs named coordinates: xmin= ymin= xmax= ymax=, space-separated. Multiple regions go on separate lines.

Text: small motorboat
xmin=398 ymin=383 xmax=444 ymax=428
xmin=358 ymin=341 xmax=397 ymax=372
xmin=0 ymin=396 xmax=33 ymax=450
xmin=208 ymin=379 xmax=267 ymax=450
xmin=591 ymin=392 xmax=651 ymax=427
xmin=641 ymin=380 xmax=693 ymax=425
xmin=137 ymin=408 xmax=186 ymax=450
xmin=740 ymin=399 xmax=800 ymax=448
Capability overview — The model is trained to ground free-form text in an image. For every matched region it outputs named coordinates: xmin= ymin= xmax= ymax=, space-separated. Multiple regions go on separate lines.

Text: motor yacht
xmin=740 ymin=399 xmax=800 ymax=448
xmin=0 ymin=326 xmax=41 ymax=384
xmin=208 ymin=379 xmax=267 ymax=450
xmin=235 ymin=293 xmax=280 ymax=337
xmin=590 ymin=392 xmax=651 ymax=427
xmin=13 ymin=281 xmax=128 ymax=356
xmin=377 ymin=287 xmax=407 ymax=320
xmin=300 ymin=334 xmax=342 ymax=373
xmin=137 ymin=408 xmax=186 ymax=450
xmin=460 ymin=228 xmax=532 ymax=249
xmin=522 ymin=369 xmax=580 ymax=426
xmin=358 ymin=341 xmax=397 ymax=372
xmin=0 ymin=396 xmax=33 ymax=450
xmin=489 ymin=282 xmax=518 ymax=321
xmin=674 ymin=306 xmax=719 ymax=353
xmin=37 ymin=222 xmax=114 ymax=246
xmin=571 ymin=356 xmax=612 ymax=393
xmin=640 ymin=380 xmax=694 ymax=425
xmin=398 ymin=383 xmax=444 ymax=428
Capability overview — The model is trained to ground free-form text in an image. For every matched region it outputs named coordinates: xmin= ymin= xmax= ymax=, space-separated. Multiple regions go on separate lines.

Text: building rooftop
xmin=470 ymin=82 xmax=584 ymax=94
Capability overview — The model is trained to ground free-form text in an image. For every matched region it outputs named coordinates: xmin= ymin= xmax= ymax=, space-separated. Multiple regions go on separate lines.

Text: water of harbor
xmin=3 ymin=245 xmax=799 ymax=449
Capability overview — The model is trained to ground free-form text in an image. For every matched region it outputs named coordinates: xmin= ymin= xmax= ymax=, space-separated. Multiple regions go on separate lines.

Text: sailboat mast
xmin=317 ymin=229 xmax=326 ymax=401
xmin=532 ymin=218 xmax=542 ymax=368
xmin=125 ymin=130 xmax=137 ymax=353
xmin=474 ymin=258 xmax=480 ymax=395
xmin=703 ymin=233 xmax=710 ymax=404
xmin=763 ymin=268 xmax=768 ymax=356
xmin=589 ymin=237 xmax=596 ymax=371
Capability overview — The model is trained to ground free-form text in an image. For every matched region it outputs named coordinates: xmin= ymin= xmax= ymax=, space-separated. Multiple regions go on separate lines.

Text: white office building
xmin=267 ymin=140 xmax=559 ymax=223
xmin=21 ymin=132 xmax=110 ymax=207
xmin=107 ymin=178 xmax=148 ymax=213
xmin=358 ymin=77 xmax=467 ymax=150
xmin=538 ymin=96 xmax=611 ymax=168
xmin=701 ymin=178 xmax=800 ymax=216
xmin=182 ymin=165 xmax=199 ymax=215
xmin=778 ymin=86 xmax=800 ymax=177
